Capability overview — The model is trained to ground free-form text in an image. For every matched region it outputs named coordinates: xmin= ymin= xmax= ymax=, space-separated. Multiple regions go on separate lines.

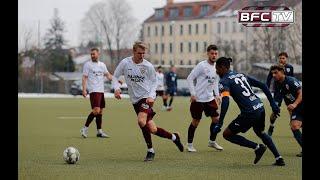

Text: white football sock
xmin=255 ymin=144 xmax=260 ymax=151
xmin=147 ymin=148 xmax=155 ymax=153
xmin=275 ymin=156 xmax=282 ymax=160
xmin=97 ymin=129 xmax=103 ymax=134
xmin=171 ymin=134 xmax=176 ymax=141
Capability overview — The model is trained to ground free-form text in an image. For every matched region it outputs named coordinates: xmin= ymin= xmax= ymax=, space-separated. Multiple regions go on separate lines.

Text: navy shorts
xmin=133 ymin=98 xmax=156 ymax=121
xmin=166 ymin=88 xmax=177 ymax=96
xmin=228 ymin=110 xmax=265 ymax=134
xmin=291 ymin=105 xmax=303 ymax=121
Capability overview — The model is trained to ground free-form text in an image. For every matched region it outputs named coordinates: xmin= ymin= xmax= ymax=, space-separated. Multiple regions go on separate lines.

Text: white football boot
xmin=80 ymin=127 xmax=88 ymax=138
xmin=187 ymin=143 xmax=197 ymax=152
xmin=208 ymin=140 xmax=223 ymax=151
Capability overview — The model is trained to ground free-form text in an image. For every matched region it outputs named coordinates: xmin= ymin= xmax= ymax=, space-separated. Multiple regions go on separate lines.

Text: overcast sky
xmin=18 ymin=0 xmax=205 ymax=50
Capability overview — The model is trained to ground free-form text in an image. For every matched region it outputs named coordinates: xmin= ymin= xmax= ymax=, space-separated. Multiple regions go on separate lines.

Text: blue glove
xmin=213 ymin=124 xmax=222 ymax=133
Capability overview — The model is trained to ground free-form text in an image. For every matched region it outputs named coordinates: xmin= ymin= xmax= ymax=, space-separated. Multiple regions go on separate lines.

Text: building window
xmin=180 ymin=25 xmax=183 ymax=35
xmin=180 ymin=60 xmax=184 ymax=65
xmin=155 ymin=26 xmax=158 ymax=36
xmin=161 ymin=25 xmax=165 ymax=36
xmin=200 ymin=5 xmax=209 ymax=16
xmin=184 ymin=7 xmax=192 ymax=17
xmin=180 ymin=42 xmax=183 ymax=53
xmin=253 ymin=39 xmax=258 ymax=51
xmin=188 ymin=60 xmax=192 ymax=65
xmin=170 ymin=25 xmax=173 ymax=35
xmin=225 ymin=21 xmax=229 ymax=33
xmin=232 ymin=21 xmax=236 ymax=33
xmin=195 ymin=24 xmax=199 ymax=34
xmin=203 ymin=23 xmax=207 ymax=34
xmin=169 ymin=60 xmax=173 ymax=65
xmin=154 ymin=60 xmax=159 ymax=64
xmin=155 ymin=9 xmax=164 ymax=18
xmin=169 ymin=8 xmax=179 ymax=18
xmin=161 ymin=60 xmax=165 ymax=65
xmin=231 ymin=40 xmax=236 ymax=51
xmin=161 ymin=43 xmax=165 ymax=53
xmin=240 ymin=25 xmax=244 ymax=32
xmin=155 ymin=43 xmax=158 ymax=54
xmin=195 ymin=42 xmax=199 ymax=52
xmin=203 ymin=41 xmax=207 ymax=52
xmin=188 ymin=42 xmax=192 ymax=53
xmin=240 ymin=40 xmax=245 ymax=51
xmin=169 ymin=43 xmax=173 ymax=53
xmin=196 ymin=60 xmax=199 ymax=64
xmin=147 ymin=26 xmax=150 ymax=37
xmin=217 ymin=22 xmax=221 ymax=34
xmin=188 ymin=24 xmax=192 ymax=35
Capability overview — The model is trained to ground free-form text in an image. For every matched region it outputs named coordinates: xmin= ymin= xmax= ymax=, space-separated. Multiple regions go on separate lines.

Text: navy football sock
xmin=225 ymin=135 xmax=257 ymax=149
xmin=292 ymin=129 xmax=302 ymax=147
xmin=164 ymin=99 xmax=168 ymax=106
xmin=259 ymin=133 xmax=281 ymax=158
xmin=209 ymin=122 xmax=218 ymax=141
xmin=169 ymin=97 xmax=174 ymax=106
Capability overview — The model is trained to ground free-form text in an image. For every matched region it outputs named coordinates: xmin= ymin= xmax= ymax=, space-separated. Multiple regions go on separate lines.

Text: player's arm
xmin=146 ymin=66 xmax=157 ymax=105
xmin=187 ymin=66 xmax=200 ymax=102
xmin=82 ymin=75 xmax=88 ymax=98
xmin=218 ymin=91 xmax=230 ymax=128
xmin=273 ymin=84 xmax=283 ymax=107
xmin=112 ymin=60 xmax=125 ymax=99
xmin=105 ymin=72 xmax=113 ymax=81
xmin=288 ymin=80 xmax=302 ymax=111
xmin=213 ymin=75 xmax=221 ymax=105
xmin=247 ymin=76 xmax=280 ymax=116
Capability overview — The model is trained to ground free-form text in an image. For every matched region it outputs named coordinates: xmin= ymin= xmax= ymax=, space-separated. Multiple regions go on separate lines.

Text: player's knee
xmin=191 ymin=119 xmax=200 ymax=127
xmin=211 ymin=116 xmax=219 ymax=124
xmin=291 ymin=123 xmax=301 ymax=130
xmin=223 ymin=129 xmax=231 ymax=139
xmin=92 ymin=109 xmax=100 ymax=116
xmin=138 ymin=119 xmax=147 ymax=128
xmin=149 ymin=126 xmax=157 ymax=134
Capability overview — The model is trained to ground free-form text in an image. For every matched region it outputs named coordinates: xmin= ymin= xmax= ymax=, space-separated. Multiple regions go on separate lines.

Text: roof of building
xmin=252 ymin=62 xmax=302 ymax=73
xmin=144 ymin=0 xmax=228 ymax=23
xmin=53 ymin=72 xmax=83 ymax=81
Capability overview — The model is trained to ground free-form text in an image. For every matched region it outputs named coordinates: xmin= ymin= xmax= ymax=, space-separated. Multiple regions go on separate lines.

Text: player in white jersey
xmin=155 ymin=66 xmax=167 ymax=110
xmin=112 ymin=41 xmax=184 ymax=162
xmin=80 ymin=48 xmax=113 ymax=138
xmin=186 ymin=45 xmax=223 ymax=152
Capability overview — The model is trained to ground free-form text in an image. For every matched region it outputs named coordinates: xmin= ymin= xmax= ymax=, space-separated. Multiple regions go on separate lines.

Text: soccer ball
xmin=63 ymin=147 xmax=80 ymax=164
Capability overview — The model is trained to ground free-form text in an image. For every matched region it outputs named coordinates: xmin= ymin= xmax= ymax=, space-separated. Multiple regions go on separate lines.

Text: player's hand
xmin=114 ymin=89 xmax=121 ymax=99
xmin=271 ymin=104 xmax=280 ymax=117
xmin=82 ymin=90 xmax=87 ymax=98
xmin=215 ymin=96 xmax=222 ymax=105
xmin=190 ymin=95 xmax=197 ymax=102
xmin=146 ymin=97 xmax=154 ymax=107
xmin=287 ymin=103 xmax=297 ymax=111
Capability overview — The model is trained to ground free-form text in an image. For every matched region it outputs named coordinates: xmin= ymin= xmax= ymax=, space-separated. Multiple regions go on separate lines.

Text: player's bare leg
xmin=290 ymin=120 xmax=302 ymax=157
xmin=187 ymin=119 xmax=200 ymax=152
xmin=208 ymin=116 xmax=223 ymax=151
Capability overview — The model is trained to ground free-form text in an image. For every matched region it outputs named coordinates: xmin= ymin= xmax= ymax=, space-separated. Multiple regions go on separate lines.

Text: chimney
xmin=167 ymin=0 xmax=174 ymax=5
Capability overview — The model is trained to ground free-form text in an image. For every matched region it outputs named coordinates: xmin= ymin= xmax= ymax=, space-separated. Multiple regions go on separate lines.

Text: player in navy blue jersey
xmin=266 ymin=52 xmax=294 ymax=136
xmin=271 ymin=64 xmax=303 ymax=157
xmin=214 ymin=57 xmax=285 ymax=166
xmin=164 ymin=65 xmax=178 ymax=111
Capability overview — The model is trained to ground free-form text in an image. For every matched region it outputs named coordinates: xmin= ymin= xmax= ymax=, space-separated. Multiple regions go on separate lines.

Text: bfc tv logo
xmin=238 ymin=6 xmax=294 ymax=27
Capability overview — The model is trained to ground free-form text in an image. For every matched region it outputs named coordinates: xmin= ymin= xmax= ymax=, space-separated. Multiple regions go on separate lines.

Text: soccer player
xmin=266 ymin=52 xmax=294 ymax=136
xmin=155 ymin=66 xmax=167 ymax=110
xmin=164 ymin=65 xmax=178 ymax=111
xmin=270 ymin=64 xmax=303 ymax=157
xmin=186 ymin=44 xmax=223 ymax=152
xmin=80 ymin=48 xmax=112 ymax=138
xmin=215 ymin=57 xmax=285 ymax=166
xmin=112 ymin=41 xmax=184 ymax=162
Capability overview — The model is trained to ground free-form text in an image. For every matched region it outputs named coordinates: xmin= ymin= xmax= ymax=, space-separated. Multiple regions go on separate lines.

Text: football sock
xmin=188 ymin=123 xmax=197 ymax=143
xmin=163 ymin=99 xmax=167 ymax=107
xmin=97 ymin=129 xmax=103 ymax=134
xmin=259 ymin=133 xmax=281 ymax=158
xmin=95 ymin=114 xmax=102 ymax=130
xmin=225 ymin=135 xmax=257 ymax=149
xmin=85 ymin=112 xmax=95 ymax=127
xmin=292 ymin=129 xmax=302 ymax=147
xmin=171 ymin=133 xmax=176 ymax=141
xmin=147 ymin=148 xmax=155 ymax=153
xmin=210 ymin=122 xmax=218 ymax=141
xmin=140 ymin=125 xmax=153 ymax=149
xmin=169 ymin=97 xmax=174 ymax=106
xmin=275 ymin=156 xmax=282 ymax=160
xmin=155 ymin=127 xmax=172 ymax=139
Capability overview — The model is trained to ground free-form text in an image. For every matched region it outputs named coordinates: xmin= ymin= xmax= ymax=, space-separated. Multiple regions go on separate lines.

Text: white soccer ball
xmin=63 ymin=147 xmax=80 ymax=164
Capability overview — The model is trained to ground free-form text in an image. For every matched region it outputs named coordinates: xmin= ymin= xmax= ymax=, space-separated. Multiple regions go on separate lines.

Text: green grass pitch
xmin=18 ymin=97 xmax=301 ymax=180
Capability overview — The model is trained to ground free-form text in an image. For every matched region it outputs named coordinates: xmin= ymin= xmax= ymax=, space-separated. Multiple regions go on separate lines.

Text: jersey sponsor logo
xmin=253 ymin=102 xmax=264 ymax=110
xmin=141 ymin=103 xmax=149 ymax=110
xmin=92 ymin=71 xmax=104 ymax=76
xmin=286 ymin=84 xmax=289 ymax=90
xmin=228 ymin=73 xmax=245 ymax=80
xmin=294 ymin=81 xmax=300 ymax=87
xmin=286 ymin=68 xmax=291 ymax=72
xmin=127 ymin=74 xmax=145 ymax=82
xmin=205 ymin=76 xmax=216 ymax=84
xmin=285 ymin=94 xmax=295 ymax=102
xmin=249 ymin=95 xmax=257 ymax=101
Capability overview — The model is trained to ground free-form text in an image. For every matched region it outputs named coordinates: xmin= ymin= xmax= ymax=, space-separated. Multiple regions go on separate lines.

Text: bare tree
xmin=19 ymin=24 xmax=37 ymax=52
xmin=80 ymin=0 xmax=140 ymax=66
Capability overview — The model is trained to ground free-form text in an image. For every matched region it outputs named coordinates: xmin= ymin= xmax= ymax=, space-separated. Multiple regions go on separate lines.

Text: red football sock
xmin=141 ymin=125 xmax=153 ymax=148
xmin=155 ymin=127 xmax=172 ymax=139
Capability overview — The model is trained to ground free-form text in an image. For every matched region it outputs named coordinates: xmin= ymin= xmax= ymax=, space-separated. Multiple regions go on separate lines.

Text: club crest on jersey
xmin=141 ymin=103 xmax=149 ymax=110
xmin=286 ymin=68 xmax=291 ymax=72
xmin=139 ymin=67 xmax=146 ymax=75
xmin=286 ymin=84 xmax=289 ymax=90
